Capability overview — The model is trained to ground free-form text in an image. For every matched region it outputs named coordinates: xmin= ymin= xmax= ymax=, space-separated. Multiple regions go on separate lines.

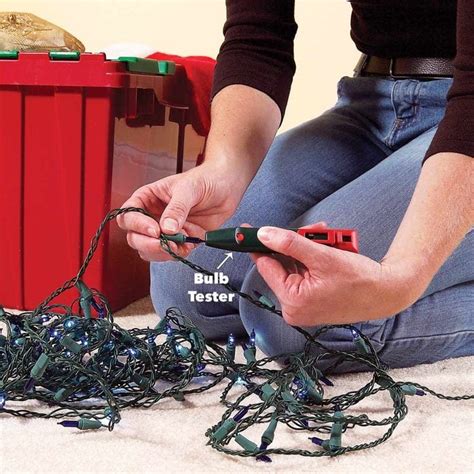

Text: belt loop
xmin=389 ymin=58 xmax=395 ymax=78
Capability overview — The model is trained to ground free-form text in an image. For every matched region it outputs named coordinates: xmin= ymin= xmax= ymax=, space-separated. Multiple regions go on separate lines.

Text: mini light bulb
xmin=128 ymin=348 xmax=139 ymax=358
xmin=64 ymin=319 xmax=77 ymax=330
xmin=249 ymin=329 xmax=256 ymax=347
xmin=0 ymin=390 xmax=7 ymax=409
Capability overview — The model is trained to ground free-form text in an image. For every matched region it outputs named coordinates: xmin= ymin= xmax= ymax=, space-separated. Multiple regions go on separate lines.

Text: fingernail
xmin=163 ymin=218 xmax=178 ymax=233
xmin=147 ymin=227 xmax=158 ymax=238
xmin=257 ymin=227 xmax=274 ymax=242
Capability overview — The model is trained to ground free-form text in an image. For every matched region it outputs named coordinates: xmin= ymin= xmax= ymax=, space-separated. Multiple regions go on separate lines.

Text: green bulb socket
xmin=260 ymin=383 xmax=275 ymax=402
xmin=257 ymin=294 xmax=275 ymax=308
xmin=75 ymin=280 xmax=93 ymax=300
xmin=281 ymin=390 xmax=297 ymax=403
xmin=120 ymin=333 xmax=135 ymax=345
xmin=132 ymin=373 xmax=151 ymax=390
xmin=328 ymin=411 xmax=344 ymax=449
xmin=162 ymin=233 xmax=187 ymax=244
xmin=212 ymin=418 xmax=237 ymax=443
xmin=375 ymin=373 xmax=395 ymax=389
xmin=235 ymin=434 xmax=259 ymax=454
xmin=54 ymin=387 xmax=76 ymax=402
xmin=297 ymin=368 xmax=311 ymax=383
xmin=354 ymin=337 xmax=370 ymax=355
xmin=400 ymin=384 xmax=418 ymax=396
xmin=79 ymin=298 xmax=92 ymax=320
xmin=30 ymin=353 xmax=50 ymax=379
xmin=61 ymin=336 xmax=82 ymax=354
xmin=154 ymin=319 xmax=168 ymax=332
xmin=307 ymin=384 xmax=324 ymax=403
xmin=261 ymin=415 xmax=278 ymax=446
xmin=226 ymin=344 xmax=236 ymax=361
xmin=172 ymin=392 xmax=185 ymax=402
xmin=244 ymin=347 xmax=256 ymax=364
xmin=189 ymin=331 xmax=200 ymax=348
xmin=176 ymin=345 xmax=191 ymax=358
xmin=78 ymin=418 xmax=103 ymax=430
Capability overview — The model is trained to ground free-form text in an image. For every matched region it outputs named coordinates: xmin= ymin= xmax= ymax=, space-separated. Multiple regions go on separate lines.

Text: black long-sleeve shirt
xmin=211 ymin=0 xmax=474 ymax=160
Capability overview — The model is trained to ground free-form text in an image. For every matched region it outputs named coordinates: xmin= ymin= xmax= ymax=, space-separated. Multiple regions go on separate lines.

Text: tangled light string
xmin=0 ymin=207 xmax=472 ymax=461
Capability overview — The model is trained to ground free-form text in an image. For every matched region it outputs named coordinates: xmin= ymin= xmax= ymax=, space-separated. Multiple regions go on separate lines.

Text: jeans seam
xmin=378 ymin=329 xmax=474 ymax=345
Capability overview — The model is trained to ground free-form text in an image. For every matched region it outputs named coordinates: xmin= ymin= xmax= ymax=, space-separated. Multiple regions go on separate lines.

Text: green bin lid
xmin=49 ymin=51 xmax=81 ymax=60
xmin=0 ymin=50 xmax=19 ymax=59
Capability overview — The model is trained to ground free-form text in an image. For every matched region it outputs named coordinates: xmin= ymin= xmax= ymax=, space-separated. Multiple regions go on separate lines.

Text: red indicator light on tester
xmin=236 ymin=232 xmax=245 ymax=242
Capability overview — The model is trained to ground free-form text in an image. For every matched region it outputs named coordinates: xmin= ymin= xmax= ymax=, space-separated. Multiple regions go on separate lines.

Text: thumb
xmin=257 ymin=226 xmax=327 ymax=266
xmin=160 ymin=184 xmax=198 ymax=234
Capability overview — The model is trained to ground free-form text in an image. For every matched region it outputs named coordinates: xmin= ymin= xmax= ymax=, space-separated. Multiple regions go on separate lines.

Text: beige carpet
xmin=2 ymin=297 xmax=473 ymax=474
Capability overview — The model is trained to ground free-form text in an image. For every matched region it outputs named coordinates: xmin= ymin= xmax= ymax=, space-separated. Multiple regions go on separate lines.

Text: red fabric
xmin=147 ymin=52 xmax=215 ymax=137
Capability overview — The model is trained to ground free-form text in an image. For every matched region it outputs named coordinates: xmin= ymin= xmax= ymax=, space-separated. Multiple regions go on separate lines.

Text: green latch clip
xmin=118 ymin=56 xmax=176 ymax=75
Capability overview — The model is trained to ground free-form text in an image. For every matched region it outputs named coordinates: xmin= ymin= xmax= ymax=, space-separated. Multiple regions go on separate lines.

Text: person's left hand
xmin=251 ymin=225 xmax=422 ymax=326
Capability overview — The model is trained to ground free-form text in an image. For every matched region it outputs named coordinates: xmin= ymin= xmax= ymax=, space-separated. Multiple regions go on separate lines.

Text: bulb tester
xmin=163 ymin=225 xmax=359 ymax=254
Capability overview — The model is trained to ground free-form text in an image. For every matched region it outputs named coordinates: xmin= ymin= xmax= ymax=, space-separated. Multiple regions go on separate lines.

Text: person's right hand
xmin=117 ymin=161 xmax=248 ymax=262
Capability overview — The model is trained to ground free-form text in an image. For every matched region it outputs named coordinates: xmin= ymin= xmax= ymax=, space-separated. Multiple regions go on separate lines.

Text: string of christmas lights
xmin=0 ymin=207 xmax=472 ymax=462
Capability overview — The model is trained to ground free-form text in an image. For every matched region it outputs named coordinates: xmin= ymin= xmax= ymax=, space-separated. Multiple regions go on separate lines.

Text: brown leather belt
xmin=354 ymin=53 xmax=454 ymax=79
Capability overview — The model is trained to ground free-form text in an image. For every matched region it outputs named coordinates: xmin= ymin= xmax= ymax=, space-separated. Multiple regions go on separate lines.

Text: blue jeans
xmin=151 ymin=76 xmax=474 ymax=372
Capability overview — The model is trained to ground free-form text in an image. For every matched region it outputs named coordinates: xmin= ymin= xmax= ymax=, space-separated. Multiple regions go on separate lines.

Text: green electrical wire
xmin=0 ymin=207 xmax=472 ymax=461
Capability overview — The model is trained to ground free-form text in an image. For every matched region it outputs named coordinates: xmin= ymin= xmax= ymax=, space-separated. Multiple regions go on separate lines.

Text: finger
xmin=127 ymin=232 xmax=173 ymax=262
xmin=252 ymin=254 xmax=289 ymax=298
xmin=256 ymin=226 xmax=328 ymax=266
xmin=118 ymin=195 xmax=161 ymax=238
xmin=159 ymin=183 xmax=199 ymax=234
xmin=182 ymin=221 xmax=207 ymax=240
xmin=298 ymin=221 xmax=328 ymax=230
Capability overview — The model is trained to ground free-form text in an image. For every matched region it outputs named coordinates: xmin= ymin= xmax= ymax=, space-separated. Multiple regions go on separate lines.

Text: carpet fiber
xmin=2 ymin=297 xmax=473 ymax=474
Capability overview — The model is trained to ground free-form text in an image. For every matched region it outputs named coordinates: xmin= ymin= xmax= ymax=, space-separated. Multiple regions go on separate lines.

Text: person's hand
xmin=251 ymin=225 xmax=422 ymax=326
xmin=117 ymin=162 xmax=247 ymax=261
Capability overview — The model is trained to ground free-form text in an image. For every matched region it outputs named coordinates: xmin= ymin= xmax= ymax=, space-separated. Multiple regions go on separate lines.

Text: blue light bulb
xmin=49 ymin=328 xmax=60 ymax=338
xmin=104 ymin=341 xmax=115 ymax=351
xmin=298 ymin=388 xmax=308 ymax=400
xmin=166 ymin=326 xmax=173 ymax=337
xmin=64 ymin=319 xmax=77 ymax=330
xmin=128 ymin=348 xmax=139 ymax=358
xmin=351 ymin=328 xmax=359 ymax=339
xmin=228 ymin=333 xmax=235 ymax=345
xmin=79 ymin=338 xmax=89 ymax=347
xmin=0 ymin=390 xmax=6 ymax=409
xmin=309 ymin=436 xmax=324 ymax=446
xmin=233 ymin=406 xmax=250 ymax=422
xmin=58 ymin=420 xmax=79 ymax=428
xmin=249 ymin=329 xmax=256 ymax=347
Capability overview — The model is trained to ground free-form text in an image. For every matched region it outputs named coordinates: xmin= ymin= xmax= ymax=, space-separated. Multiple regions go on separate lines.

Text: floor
xmin=2 ymin=297 xmax=473 ymax=474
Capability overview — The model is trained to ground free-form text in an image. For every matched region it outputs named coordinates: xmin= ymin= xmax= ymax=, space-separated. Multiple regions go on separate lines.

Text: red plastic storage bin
xmin=0 ymin=51 xmax=204 ymax=311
